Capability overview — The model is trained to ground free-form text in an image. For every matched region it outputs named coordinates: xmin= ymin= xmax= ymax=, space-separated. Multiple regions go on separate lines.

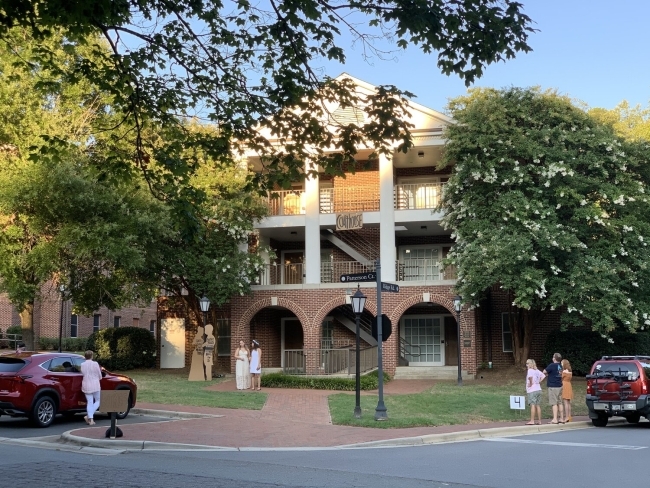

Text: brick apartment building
xmin=0 ymin=282 xmax=157 ymax=347
xmin=157 ymin=74 xmax=559 ymax=380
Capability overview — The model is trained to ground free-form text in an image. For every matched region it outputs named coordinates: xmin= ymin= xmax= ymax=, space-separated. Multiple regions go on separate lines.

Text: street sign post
xmin=340 ymin=272 xmax=377 ymax=283
xmin=380 ymin=282 xmax=399 ymax=293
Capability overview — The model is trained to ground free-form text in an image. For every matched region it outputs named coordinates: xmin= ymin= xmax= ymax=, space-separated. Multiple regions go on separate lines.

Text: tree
xmin=590 ymin=101 xmax=650 ymax=142
xmin=439 ymin=87 xmax=650 ymax=366
xmin=0 ymin=0 xmax=536 ymax=209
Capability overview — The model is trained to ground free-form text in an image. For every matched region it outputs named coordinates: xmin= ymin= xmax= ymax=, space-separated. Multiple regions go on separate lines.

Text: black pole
xmin=354 ymin=312 xmax=361 ymax=419
xmin=58 ymin=294 xmax=64 ymax=353
xmin=375 ymin=259 xmax=387 ymax=420
xmin=202 ymin=310 xmax=208 ymax=381
xmin=456 ymin=309 xmax=463 ymax=386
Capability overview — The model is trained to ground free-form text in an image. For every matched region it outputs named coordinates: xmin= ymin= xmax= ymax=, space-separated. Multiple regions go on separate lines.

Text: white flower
xmin=531 ymin=256 xmax=538 ymax=261
xmin=607 ymin=338 xmax=614 ymax=344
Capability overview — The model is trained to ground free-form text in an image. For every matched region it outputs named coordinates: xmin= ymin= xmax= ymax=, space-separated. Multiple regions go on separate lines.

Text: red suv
xmin=0 ymin=352 xmax=137 ymax=427
xmin=585 ymin=355 xmax=650 ymax=427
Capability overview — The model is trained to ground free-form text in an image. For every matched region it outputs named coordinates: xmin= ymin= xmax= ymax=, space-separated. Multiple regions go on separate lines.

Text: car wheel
xmin=591 ymin=415 xmax=608 ymax=427
xmin=31 ymin=396 xmax=57 ymax=428
xmin=115 ymin=389 xmax=132 ymax=420
xmin=626 ymin=413 xmax=641 ymax=424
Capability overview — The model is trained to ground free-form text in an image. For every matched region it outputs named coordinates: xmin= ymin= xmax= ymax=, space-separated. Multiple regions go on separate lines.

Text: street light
xmin=453 ymin=295 xmax=463 ymax=386
xmin=350 ymin=285 xmax=366 ymax=419
xmin=58 ymin=284 xmax=66 ymax=353
xmin=199 ymin=295 xmax=210 ymax=381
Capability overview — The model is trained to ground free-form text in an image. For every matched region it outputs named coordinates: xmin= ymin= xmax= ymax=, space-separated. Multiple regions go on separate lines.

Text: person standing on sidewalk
xmin=81 ymin=350 xmax=102 ymax=426
xmin=525 ymin=359 xmax=544 ymax=425
xmin=543 ymin=352 xmax=565 ymax=424
xmin=561 ymin=359 xmax=574 ymax=422
xmin=250 ymin=340 xmax=262 ymax=390
xmin=235 ymin=340 xmax=251 ymax=390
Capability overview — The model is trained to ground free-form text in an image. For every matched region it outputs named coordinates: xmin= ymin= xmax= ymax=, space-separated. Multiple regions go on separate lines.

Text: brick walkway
xmin=68 ymin=379 xmax=584 ymax=449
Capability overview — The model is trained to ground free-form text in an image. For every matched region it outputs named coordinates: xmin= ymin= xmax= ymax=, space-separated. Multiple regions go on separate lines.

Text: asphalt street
xmin=0 ymin=421 xmax=648 ymax=487
xmin=0 ymin=412 xmax=166 ymax=437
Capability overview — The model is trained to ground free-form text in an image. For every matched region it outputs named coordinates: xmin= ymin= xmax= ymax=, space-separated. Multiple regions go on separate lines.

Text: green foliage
xmin=543 ymin=329 xmax=650 ymax=376
xmin=261 ymin=370 xmax=390 ymax=391
xmin=38 ymin=337 xmax=87 ymax=352
xmin=0 ymin=1 xmax=535 ymax=203
xmin=590 ymin=101 xmax=650 ymax=142
xmin=5 ymin=325 xmax=22 ymax=336
xmin=88 ymin=327 xmax=156 ymax=370
xmin=440 ymin=87 xmax=650 ymax=363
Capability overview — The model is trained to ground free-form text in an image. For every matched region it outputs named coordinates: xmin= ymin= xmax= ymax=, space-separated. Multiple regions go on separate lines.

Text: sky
xmin=319 ymin=0 xmax=650 ymax=114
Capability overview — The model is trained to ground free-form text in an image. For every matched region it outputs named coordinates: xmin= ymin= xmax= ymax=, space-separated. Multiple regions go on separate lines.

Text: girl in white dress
xmin=235 ymin=340 xmax=251 ymax=390
xmin=249 ymin=340 xmax=262 ymax=390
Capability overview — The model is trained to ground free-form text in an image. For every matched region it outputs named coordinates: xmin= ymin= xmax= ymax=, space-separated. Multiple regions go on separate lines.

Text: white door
xmin=401 ymin=315 xmax=444 ymax=366
xmin=160 ymin=318 xmax=186 ymax=368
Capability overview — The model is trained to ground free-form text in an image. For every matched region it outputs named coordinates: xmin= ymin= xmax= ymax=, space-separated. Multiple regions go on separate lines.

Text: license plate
xmin=613 ymin=404 xmax=621 ymax=410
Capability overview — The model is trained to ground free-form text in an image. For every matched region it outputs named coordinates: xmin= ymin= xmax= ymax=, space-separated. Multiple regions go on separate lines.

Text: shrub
xmin=88 ymin=327 xmax=156 ymax=370
xmin=37 ymin=337 xmax=88 ymax=352
xmin=6 ymin=325 xmax=22 ymax=336
xmin=543 ymin=329 xmax=650 ymax=376
xmin=261 ymin=370 xmax=391 ymax=390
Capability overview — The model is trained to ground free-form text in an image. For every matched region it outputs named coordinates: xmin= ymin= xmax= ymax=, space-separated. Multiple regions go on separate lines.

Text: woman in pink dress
xmin=81 ymin=350 xmax=103 ymax=425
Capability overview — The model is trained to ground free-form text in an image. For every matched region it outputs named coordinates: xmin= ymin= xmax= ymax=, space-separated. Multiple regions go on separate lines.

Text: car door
xmin=45 ymin=357 xmax=83 ymax=411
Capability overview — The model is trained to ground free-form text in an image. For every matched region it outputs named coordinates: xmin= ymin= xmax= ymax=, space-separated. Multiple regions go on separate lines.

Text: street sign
xmin=380 ymin=282 xmax=399 ymax=293
xmin=340 ymin=272 xmax=377 ymax=283
xmin=371 ymin=314 xmax=392 ymax=342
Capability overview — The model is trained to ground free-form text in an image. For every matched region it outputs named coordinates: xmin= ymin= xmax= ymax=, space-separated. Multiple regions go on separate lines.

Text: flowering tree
xmin=439 ymin=87 xmax=650 ymax=366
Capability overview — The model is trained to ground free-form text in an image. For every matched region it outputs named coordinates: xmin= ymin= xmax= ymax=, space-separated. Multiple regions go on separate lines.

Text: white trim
xmin=400 ymin=314 xmax=447 ymax=366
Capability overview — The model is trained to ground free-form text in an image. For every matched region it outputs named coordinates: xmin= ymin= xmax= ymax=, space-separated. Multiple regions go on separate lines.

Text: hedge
xmin=38 ymin=337 xmax=87 ymax=352
xmin=543 ymin=329 xmax=650 ymax=376
xmin=86 ymin=326 xmax=156 ymax=370
xmin=261 ymin=370 xmax=391 ymax=390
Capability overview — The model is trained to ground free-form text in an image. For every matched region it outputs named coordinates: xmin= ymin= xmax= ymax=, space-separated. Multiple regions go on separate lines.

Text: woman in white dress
xmin=249 ymin=340 xmax=262 ymax=390
xmin=235 ymin=340 xmax=251 ymax=390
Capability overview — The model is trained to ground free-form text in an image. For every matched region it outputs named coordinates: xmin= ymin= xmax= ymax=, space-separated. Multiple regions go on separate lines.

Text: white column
xmin=379 ymin=153 xmax=396 ymax=281
xmin=304 ymin=165 xmax=321 ymax=284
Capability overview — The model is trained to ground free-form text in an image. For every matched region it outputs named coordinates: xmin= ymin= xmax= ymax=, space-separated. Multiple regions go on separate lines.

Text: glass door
xmin=400 ymin=247 xmax=439 ymax=281
xmin=401 ymin=316 xmax=444 ymax=365
xmin=282 ymin=251 xmax=304 ymax=284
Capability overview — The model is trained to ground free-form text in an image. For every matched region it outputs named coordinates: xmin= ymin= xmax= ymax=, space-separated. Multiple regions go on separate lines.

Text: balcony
xmin=265 ymin=190 xmax=306 ymax=216
xmin=319 ymin=186 xmax=379 ymax=213
xmin=254 ymin=259 xmax=456 ymax=286
xmin=394 ymin=182 xmax=445 ymax=210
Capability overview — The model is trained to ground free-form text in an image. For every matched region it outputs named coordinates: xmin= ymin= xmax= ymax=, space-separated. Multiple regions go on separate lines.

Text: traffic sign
xmin=340 ymin=272 xmax=377 ymax=283
xmin=371 ymin=314 xmax=392 ymax=342
xmin=380 ymin=282 xmax=399 ymax=293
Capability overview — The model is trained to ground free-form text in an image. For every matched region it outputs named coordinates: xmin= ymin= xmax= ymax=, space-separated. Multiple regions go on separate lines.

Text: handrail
xmin=396 ymin=259 xmax=457 ymax=281
xmin=394 ymin=182 xmax=446 ymax=210
xmin=265 ymin=190 xmax=306 ymax=216
xmin=283 ymin=347 xmax=377 ymax=375
xmin=400 ymin=336 xmax=421 ymax=360
xmin=319 ymin=186 xmax=380 ymax=213
xmin=328 ymin=229 xmax=380 ymax=261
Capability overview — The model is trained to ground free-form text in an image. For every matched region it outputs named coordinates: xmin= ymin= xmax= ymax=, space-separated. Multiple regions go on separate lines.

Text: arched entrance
xmin=398 ymin=302 xmax=456 ymax=367
xmin=248 ymin=306 xmax=305 ymax=372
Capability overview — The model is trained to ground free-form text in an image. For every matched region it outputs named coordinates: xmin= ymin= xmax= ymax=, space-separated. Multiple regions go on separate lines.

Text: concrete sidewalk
xmin=61 ymin=379 xmax=591 ymax=451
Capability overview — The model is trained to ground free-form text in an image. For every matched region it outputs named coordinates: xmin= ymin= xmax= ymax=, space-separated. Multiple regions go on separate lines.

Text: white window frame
xmin=70 ymin=314 xmax=78 ymax=338
xmin=398 ymin=244 xmax=443 ymax=281
xmin=501 ymin=313 xmax=514 ymax=353
xmin=113 ymin=316 xmax=121 ymax=328
xmin=149 ymin=320 xmax=156 ymax=335
xmin=93 ymin=314 xmax=101 ymax=333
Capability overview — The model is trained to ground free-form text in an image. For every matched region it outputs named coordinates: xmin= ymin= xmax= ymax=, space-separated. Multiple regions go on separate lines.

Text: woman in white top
xmin=249 ymin=340 xmax=262 ymax=390
xmin=235 ymin=340 xmax=251 ymax=390
xmin=81 ymin=350 xmax=103 ymax=425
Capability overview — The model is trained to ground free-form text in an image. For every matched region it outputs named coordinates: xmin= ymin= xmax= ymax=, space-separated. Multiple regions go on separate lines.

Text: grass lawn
xmin=329 ymin=380 xmax=588 ymax=428
xmin=127 ymin=369 xmax=267 ymax=410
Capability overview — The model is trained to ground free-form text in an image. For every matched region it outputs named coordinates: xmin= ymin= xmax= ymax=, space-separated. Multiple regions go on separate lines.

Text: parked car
xmin=585 ymin=355 xmax=650 ymax=427
xmin=0 ymin=351 xmax=137 ymax=427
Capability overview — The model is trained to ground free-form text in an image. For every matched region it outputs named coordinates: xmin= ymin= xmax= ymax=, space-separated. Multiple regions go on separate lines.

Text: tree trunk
xmin=512 ymin=309 xmax=540 ymax=368
xmin=19 ymin=302 xmax=35 ymax=351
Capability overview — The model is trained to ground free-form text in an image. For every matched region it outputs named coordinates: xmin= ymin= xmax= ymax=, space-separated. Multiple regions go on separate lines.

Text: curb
xmin=0 ymin=435 xmax=125 ymax=455
xmin=60 ymin=431 xmax=236 ymax=451
xmin=131 ymin=408 xmax=223 ymax=420
xmin=339 ymin=421 xmax=595 ymax=448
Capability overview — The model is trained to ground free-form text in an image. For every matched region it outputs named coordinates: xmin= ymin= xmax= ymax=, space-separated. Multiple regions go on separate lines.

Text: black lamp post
xmin=199 ymin=295 xmax=210 ymax=380
xmin=453 ymin=295 xmax=463 ymax=386
xmin=58 ymin=284 xmax=66 ymax=353
xmin=350 ymin=285 xmax=366 ymax=419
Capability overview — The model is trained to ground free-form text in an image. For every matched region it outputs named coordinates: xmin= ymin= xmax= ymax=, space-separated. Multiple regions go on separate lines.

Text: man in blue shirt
xmin=543 ymin=352 xmax=565 ymax=424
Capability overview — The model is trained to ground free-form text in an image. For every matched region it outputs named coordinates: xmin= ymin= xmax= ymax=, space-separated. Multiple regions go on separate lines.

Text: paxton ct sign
xmin=336 ymin=212 xmax=363 ymax=231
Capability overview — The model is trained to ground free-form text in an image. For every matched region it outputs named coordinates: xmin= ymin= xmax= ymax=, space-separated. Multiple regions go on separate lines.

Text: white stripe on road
xmin=484 ymin=438 xmax=647 ymax=450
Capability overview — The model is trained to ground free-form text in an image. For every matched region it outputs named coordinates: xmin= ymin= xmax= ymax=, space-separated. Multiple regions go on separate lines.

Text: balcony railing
xmin=255 ymin=263 xmax=304 ymax=285
xmin=397 ymin=259 xmax=457 ymax=281
xmin=283 ymin=346 xmax=378 ymax=375
xmin=265 ymin=190 xmax=306 ymax=216
xmin=394 ymin=182 xmax=446 ymax=210
xmin=319 ymin=186 xmax=379 ymax=213
xmin=321 ymin=260 xmax=376 ymax=283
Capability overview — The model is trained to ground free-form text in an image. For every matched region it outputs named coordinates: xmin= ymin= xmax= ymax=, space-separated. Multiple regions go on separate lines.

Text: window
xmin=502 ymin=313 xmax=513 ymax=353
xmin=48 ymin=357 xmax=78 ymax=373
xmin=149 ymin=320 xmax=156 ymax=335
xmin=216 ymin=319 xmax=231 ymax=356
xmin=132 ymin=318 xmax=139 ymax=327
xmin=321 ymin=319 xmax=333 ymax=349
xmin=93 ymin=314 xmax=101 ymax=333
xmin=113 ymin=316 xmax=121 ymax=328
xmin=70 ymin=314 xmax=78 ymax=338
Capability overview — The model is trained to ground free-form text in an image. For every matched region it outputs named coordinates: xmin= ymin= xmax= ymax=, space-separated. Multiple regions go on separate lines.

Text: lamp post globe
xmin=453 ymin=295 xmax=462 ymax=386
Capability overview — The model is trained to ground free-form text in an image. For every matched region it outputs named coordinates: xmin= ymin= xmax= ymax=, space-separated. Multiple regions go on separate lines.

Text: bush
xmin=38 ymin=337 xmax=88 ymax=352
xmin=261 ymin=370 xmax=391 ymax=390
xmin=88 ymin=327 xmax=156 ymax=370
xmin=0 ymin=325 xmax=22 ymax=349
xmin=543 ymin=329 xmax=650 ymax=376
xmin=5 ymin=325 xmax=22 ymax=336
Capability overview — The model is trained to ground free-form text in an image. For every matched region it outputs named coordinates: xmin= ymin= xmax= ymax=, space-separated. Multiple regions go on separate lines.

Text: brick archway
xmin=389 ymin=293 xmax=456 ymax=325
xmin=235 ymin=297 xmax=310 ymax=337
xmin=311 ymin=295 xmax=378 ymax=331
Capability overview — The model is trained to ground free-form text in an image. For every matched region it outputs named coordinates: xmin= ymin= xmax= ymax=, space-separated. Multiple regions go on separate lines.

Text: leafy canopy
xmin=440 ymin=87 xmax=650 ymax=335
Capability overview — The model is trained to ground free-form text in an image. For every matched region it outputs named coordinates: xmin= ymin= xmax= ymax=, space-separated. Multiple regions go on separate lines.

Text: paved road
xmin=0 ymin=421 xmax=648 ymax=487
xmin=0 ymin=412 xmax=166 ymax=438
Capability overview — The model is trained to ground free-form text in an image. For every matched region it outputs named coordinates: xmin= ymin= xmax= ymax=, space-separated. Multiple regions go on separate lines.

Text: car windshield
xmin=594 ymin=362 xmax=640 ymax=376
xmin=0 ymin=358 xmax=27 ymax=373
